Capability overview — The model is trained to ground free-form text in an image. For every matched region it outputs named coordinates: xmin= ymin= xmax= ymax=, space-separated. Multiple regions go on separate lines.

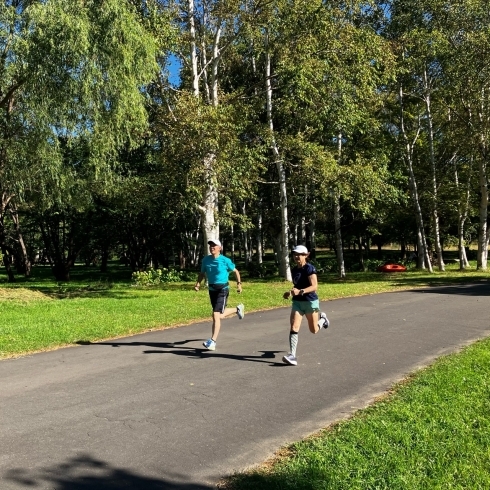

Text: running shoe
xmin=237 ymin=303 xmax=245 ymax=320
xmin=282 ymin=353 xmax=298 ymax=366
xmin=203 ymin=339 xmax=216 ymax=350
xmin=318 ymin=311 xmax=330 ymax=329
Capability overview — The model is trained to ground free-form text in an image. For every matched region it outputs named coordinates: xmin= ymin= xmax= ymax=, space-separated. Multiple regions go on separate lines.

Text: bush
xmin=247 ymin=262 xmax=278 ymax=278
xmin=310 ymin=258 xmax=337 ymax=273
xmin=363 ymin=259 xmax=386 ymax=272
xmin=132 ymin=268 xmax=196 ymax=286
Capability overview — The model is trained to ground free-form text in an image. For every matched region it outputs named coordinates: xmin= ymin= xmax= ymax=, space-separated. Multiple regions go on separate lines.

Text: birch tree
xmin=439 ymin=0 xmax=490 ymax=270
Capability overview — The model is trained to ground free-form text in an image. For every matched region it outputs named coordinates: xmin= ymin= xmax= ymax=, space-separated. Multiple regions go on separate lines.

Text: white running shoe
xmin=318 ymin=312 xmax=329 ymax=329
xmin=237 ymin=303 xmax=245 ymax=320
xmin=282 ymin=353 xmax=298 ymax=366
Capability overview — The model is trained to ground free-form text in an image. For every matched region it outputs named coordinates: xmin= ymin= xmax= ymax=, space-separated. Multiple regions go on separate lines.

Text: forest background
xmin=0 ymin=0 xmax=489 ymax=283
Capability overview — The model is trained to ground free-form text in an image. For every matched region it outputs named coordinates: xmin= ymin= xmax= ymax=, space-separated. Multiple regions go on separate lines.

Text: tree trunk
xmin=399 ymin=84 xmax=433 ymax=272
xmin=455 ymin=154 xmax=471 ymax=270
xmin=333 ymin=190 xmax=345 ymax=278
xmin=357 ymin=236 xmax=365 ymax=271
xmin=423 ymin=68 xmax=445 ymax=271
xmin=334 ymin=132 xmax=346 ymax=278
xmin=256 ymin=205 xmax=263 ymax=265
xmin=188 ymin=0 xmax=220 ymax=251
xmin=477 ymin=147 xmax=488 ymax=270
xmin=266 ymin=30 xmax=290 ymax=280
xmin=9 ymin=203 xmax=31 ymax=277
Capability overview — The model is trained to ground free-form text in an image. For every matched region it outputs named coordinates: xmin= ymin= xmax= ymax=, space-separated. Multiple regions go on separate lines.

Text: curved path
xmin=2 ymin=283 xmax=490 ymax=489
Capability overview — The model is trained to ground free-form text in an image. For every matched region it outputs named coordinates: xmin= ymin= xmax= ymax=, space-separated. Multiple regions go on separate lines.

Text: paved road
xmin=2 ymin=283 xmax=490 ymax=489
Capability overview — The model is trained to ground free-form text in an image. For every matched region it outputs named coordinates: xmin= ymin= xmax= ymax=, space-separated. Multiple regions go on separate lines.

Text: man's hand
xmin=283 ymin=291 xmax=291 ymax=300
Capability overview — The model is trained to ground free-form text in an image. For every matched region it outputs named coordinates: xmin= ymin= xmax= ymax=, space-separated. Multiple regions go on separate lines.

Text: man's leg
xmin=210 ymin=289 xmax=229 ymax=342
xmin=211 ymin=310 xmax=222 ymax=341
xmin=220 ymin=307 xmax=237 ymax=319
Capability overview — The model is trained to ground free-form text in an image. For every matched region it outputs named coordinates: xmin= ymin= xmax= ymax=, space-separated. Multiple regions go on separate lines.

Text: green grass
xmin=1 ymin=261 xmax=489 ymax=359
xmin=223 ymin=337 xmax=490 ymax=489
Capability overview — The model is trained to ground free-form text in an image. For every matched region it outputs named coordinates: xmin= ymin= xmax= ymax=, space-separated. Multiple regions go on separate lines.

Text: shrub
xmin=310 ymin=258 xmax=337 ymax=273
xmin=132 ymin=268 xmax=196 ymax=286
xmin=247 ymin=262 xmax=278 ymax=278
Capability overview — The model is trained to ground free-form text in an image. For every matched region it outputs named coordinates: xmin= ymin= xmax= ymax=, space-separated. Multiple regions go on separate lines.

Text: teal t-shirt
xmin=201 ymin=254 xmax=236 ymax=288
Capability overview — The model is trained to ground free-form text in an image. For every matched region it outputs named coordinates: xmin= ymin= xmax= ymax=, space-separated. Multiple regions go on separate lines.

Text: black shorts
xmin=208 ymin=288 xmax=229 ymax=313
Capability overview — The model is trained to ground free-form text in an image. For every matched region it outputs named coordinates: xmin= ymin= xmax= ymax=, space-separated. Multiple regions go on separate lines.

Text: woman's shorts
xmin=292 ymin=299 xmax=320 ymax=315
xmin=209 ymin=288 xmax=229 ymax=313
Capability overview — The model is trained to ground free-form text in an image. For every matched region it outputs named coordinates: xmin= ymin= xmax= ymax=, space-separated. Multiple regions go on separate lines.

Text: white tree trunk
xmin=399 ymin=84 xmax=433 ymax=272
xmin=266 ymin=31 xmax=290 ymax=280
xmin=309 ymin=192 xmax=316 ymax=251
xmin=188 ymin=0 xmax=221 ymax=250
xmin=256 ymin=206 xmax=263 ymax=265
xmin=210 ymin=26 xmax=221 ymax=107
xmin=477 ymin=101 xmax=489 ymax=270
xmin=188 ymin=0 xmax=199 ymax=97
xmin=423 ymin=68 xmax=445 ymax=271
xmin=333 ymin=190 xmax=345 ymax=278
xmin=334 ymin=132 xmax=346 ymax=278
xmin=200 ymin=153 xmax=219 ymax=245
xmin=477 ymin=156 xmax=488 ymax=269
xmin=416 ymin=229 xmax=426 ymax=269
xmin=454 ymin=154 xmax=471 ymax=269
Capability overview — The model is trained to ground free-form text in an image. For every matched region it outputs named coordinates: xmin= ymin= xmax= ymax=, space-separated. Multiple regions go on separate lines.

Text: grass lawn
xmin=1 ymin=259 xmax=489 ymax=359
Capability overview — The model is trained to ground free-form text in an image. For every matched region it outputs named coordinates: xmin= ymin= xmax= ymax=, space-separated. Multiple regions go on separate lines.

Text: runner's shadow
xmin=77 ymin=340 xmax=286 ymax=366
xmin=77 ymin=340 xmax=201 ymax=349
xmin=143 ymin=348 xmax=285 ymax=365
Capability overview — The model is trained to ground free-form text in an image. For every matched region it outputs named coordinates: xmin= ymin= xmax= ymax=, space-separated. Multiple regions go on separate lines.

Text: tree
xmin=0 ymin=0 xmax=160 ymax=280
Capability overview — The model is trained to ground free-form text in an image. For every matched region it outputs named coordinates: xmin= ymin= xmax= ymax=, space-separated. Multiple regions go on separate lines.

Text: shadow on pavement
xmin=76 ymin=340 xmax=286 ymax=366
xmin=4 ymin=454 xmax=211 ymax=489
xmin=408 ymin=282 xmax=490 ymax=296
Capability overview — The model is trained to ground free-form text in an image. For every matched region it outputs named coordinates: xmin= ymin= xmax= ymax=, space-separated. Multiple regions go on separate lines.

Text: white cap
xmin=292 ymin=245 xmax=309 ymax=254
xmin=208 ymin=239 xmax=222 ymax=247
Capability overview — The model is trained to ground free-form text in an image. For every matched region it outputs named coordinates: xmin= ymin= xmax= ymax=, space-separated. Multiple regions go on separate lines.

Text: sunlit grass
xmin=224 ymin=337 xmax=490 ymax=489
xmin=1 ymin=261 xmax=489 ymax=359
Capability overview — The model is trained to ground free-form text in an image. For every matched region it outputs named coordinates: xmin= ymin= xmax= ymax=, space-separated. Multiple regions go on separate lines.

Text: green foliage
xmin=363 ymin=258 xmax=387 ymax=272
xmin=132 ymin=267 xmax=196 ymax=286
xmin=309 ymin=258 xmax=338 ymax=273
xmin=246 ymin=262 xmax=279 ymax=278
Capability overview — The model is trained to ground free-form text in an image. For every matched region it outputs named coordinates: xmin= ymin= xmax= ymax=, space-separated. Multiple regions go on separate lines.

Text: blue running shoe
xmin=203 ymin=339 xmax=216 ymax=351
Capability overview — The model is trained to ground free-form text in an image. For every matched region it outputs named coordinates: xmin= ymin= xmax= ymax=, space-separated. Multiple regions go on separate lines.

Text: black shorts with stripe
xmin=208 ymin=288 xmax=229 ymax=313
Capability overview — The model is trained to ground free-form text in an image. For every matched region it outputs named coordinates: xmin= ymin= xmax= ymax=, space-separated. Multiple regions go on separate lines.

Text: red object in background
xmin=377 ymin=263 xmax=407 ymax=273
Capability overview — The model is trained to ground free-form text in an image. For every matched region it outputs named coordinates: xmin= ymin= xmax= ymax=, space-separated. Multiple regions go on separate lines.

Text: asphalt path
xmin=2 ymin=282 xmax=490 ymax=489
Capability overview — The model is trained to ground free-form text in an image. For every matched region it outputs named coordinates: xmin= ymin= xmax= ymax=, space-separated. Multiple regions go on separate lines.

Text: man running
xmin=195 ymin=239 xmax=244 ymax=351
